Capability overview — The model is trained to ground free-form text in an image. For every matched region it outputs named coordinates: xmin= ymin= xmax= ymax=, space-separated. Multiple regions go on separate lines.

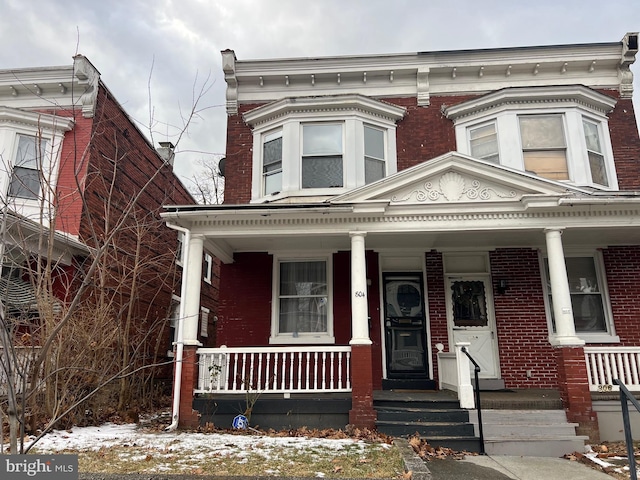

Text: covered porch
xmin=162 ymin=153 xmax=640 ymax=436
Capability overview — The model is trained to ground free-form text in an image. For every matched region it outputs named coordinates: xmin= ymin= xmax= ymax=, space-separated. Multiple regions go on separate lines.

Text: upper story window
xmin=176 ymin=232 xmax=185 ymax=265
xmin=245 ymin=94 xmax=405 ymax=203
xmin=203 ymin=252 xmax=213 ymax=283
xmin=9 ymin=135 xmax=47 ymax=200
xmin=302 ymin=124 xmax=343 ymax=188
xmin=263 ymin=129 xmax=283 ymax=195
xmin=519 ymin=115 xmax=568 ymax=180
xmin=446 ymin=86 xmax=618 ymax=190
xmin=469 ymin=122 xmax=499 ymax=163
xmin=364 ymin=125 xmax=385 ymax=184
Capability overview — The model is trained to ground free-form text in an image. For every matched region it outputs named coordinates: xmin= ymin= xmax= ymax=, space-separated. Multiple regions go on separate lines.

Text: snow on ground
xmin=28 ymin=422 xmax=376 ymax=457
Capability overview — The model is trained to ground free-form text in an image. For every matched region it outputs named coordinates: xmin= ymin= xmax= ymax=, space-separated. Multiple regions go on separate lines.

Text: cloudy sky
xmin=2 ymin=0 xmax=639 ymax=186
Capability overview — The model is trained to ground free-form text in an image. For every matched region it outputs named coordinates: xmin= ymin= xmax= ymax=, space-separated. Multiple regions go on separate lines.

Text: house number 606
xmin=354 ymin=291 xmax=365 ymax=297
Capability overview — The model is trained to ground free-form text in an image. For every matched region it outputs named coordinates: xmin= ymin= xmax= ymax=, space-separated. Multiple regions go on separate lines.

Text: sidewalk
xmin=395 ymin=439 xmax=614 ymax=480
xmin=427 ymin=454 xmax=614 ymax=479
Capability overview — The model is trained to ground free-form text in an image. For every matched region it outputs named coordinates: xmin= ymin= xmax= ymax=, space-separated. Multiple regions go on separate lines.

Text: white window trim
xmin=203 ymin=252 xmax=213 ymax=284
xmin=245 ymin=95 xmax=405 ymax=203
xmin=447 ymin=86 xmax=619 ymax=190
xmin=200 ymin=306 xmax=210 ymax=338
xmin=270 ymin=252 xmax=335 ymax=345
xmin=0 ymin=107 xmax=73 ymax=223
xmin=176 ymin=232 xmax=185 ymax=266
xmin=539 ymin=249 xmax=619 ymax=344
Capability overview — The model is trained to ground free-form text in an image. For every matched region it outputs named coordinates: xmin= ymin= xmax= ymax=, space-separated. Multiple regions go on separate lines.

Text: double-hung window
xmin=519 ymin=115 xmax=568 ymax=181
xmin=272 ymin=256 xmax=333 ymax=344
xmin=9 ymin=134 xmax=46 ymax=199
xmin=543 ymin=252 xmax=616 ymax=342
xmin=263 ymin=130 xmax=283 ymax=195
xmin=469 ymin=122 xmax=499 ymax=163
xmin=582 ymin=119 xmax=608 ymax=187
xmin=302 ymin=124 xmax=343 ymax=188
xmin=364 ymin=125 xmax=385 ymax=184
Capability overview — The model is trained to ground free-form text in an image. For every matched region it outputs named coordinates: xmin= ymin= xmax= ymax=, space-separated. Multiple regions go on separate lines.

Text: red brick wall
xmin=426 ymin=250 xmax=448 ymax=382
xmin=489 ymin=249 xmax=557 ymax=388
xmin=78 ymin=85 xmax=218 ymax=356
xmin=602 ymin=245 xmax=640 ymax=345
xmin=597 ymin=93 xmax=640 ymax=190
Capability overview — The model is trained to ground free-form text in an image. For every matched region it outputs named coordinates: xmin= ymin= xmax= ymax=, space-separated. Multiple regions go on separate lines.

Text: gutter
xmin=164 ymin=222 xmax=191 ymax=431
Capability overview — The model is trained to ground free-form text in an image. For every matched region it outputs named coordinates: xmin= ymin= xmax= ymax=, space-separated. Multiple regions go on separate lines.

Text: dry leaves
xmin=407 ymin=435 xmax=474 ymax=461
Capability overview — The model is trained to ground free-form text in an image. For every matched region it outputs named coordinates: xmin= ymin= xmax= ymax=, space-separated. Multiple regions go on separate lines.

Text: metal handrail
xmin=613 ymin=379 xmax=639 ymax=480
xmin=461 ymin=346 xmax=485 ymax=455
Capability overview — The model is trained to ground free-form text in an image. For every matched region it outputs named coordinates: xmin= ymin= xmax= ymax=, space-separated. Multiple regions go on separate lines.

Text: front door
xmin=383 ymin=273 xmax=428 ymax=378
xmin=445 ymin=276 xmax=500 ymax=378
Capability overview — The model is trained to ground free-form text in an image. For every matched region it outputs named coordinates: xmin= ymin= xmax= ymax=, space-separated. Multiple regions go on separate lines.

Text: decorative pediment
xmin=390 ymin=171 xmax=519 ymax=204
xmin=331 ymin=151 xmax=590 ymax=206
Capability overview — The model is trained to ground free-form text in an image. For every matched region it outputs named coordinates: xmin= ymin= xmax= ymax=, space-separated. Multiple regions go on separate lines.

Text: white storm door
xmin=446 ymin=277 xmax=500 ymax=379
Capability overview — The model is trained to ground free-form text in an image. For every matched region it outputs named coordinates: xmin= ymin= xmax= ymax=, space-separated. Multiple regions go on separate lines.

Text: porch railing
xmin=435 ymin=342 xmax=475 ymax=409
xmin=0 ymin=346 xmax=41 ymax=396
xmin=585 ymin=347 xmax=640 ymax=392
xmin=196 ymin=345 xmax=351 ymax=394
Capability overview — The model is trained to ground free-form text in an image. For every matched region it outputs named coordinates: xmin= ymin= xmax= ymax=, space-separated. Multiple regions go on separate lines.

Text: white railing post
xmin=455 ymin=342 xmax=475 ymax=409
xmin=585 ymin=347 xmax=640 ymax=392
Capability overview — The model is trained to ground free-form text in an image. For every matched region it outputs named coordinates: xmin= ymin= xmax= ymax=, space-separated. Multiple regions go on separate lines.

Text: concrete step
xmin=376 ymin=407 xmax=470 ymax=423
xmin=376 ymin=419 xmax=476 ymax=437
xmin=469 ymin=409 xmax=588 ymax=457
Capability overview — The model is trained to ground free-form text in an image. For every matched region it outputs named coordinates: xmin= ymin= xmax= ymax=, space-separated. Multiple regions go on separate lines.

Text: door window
xmin=450 ymin=280 xmax=488 ymax=327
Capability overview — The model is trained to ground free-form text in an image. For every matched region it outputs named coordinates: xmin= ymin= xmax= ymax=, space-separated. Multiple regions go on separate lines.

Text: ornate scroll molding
xmin=73 ymin=55 xmax=100 ymax=118
xmin=391 ymin=172 xmax=518 ymax=203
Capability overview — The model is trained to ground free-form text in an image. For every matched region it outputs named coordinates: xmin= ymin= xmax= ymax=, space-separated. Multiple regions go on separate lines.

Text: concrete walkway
xmin=425 ymin=454 xmax=615 ymax=479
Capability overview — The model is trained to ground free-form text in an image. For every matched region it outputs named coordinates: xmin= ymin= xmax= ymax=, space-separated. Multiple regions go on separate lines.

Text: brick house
xmin=0 ymin=56 xmax=218 ymax=403
xmin=164 ymin=34 xmax=640 ymax=445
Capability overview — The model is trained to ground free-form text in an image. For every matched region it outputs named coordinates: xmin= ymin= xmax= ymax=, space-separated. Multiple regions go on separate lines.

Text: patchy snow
xmin=20 ymin=421 xmax=382 ymax=458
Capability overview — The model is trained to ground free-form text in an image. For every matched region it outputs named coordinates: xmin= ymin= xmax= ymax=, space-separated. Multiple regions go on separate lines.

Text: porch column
xmin=178 ymin=233 xmax=204 ymax=428
xmin=544 ymin=228 xmax=598 ymax=441
xmin=544 ymin=228 xmax=583 ymax=347
xmin=349 ymin=232 xmax=376 ymax=429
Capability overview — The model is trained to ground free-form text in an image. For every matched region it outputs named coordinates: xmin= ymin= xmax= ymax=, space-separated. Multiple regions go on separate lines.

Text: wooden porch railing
xmin=0 ymin=346 xmax=41 ymax=396
xmin=585 ymin=347 xmax=640 ymax=392
xmin=196 ymin=345 xmax=352 ymax=394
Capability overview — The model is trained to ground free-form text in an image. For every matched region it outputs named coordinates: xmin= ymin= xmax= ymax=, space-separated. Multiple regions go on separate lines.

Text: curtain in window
xmin=279 ymin=261 xmax=327 ymax=335
xmin=9 ymin=135 xmax=45 ymax=199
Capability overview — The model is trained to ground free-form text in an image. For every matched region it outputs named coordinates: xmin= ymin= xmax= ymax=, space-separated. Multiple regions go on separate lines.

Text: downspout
xmin=165 ymin=222 xmax=190 ymax=431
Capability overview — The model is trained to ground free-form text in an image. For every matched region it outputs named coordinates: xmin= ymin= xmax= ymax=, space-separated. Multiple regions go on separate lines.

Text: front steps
xmin=374 ymin=393 xmax=482 ymax=452
xmin=469 ymin=409 xmax=589 ymax=457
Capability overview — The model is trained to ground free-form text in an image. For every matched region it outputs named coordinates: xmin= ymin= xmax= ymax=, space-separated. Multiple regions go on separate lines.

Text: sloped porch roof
xmin=163 ymin=152 xmax=640 ymax=263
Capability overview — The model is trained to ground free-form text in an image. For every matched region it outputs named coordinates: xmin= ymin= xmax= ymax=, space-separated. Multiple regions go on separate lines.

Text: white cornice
xmin=224 ymin=34 xmax=637 ymax=111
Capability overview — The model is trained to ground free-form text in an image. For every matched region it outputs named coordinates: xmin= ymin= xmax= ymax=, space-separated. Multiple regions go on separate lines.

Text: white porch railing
xmin=585 ymin=347 xmax=640 ymax=392
xmin=0 ymin=346 xmax=41 ymax=396
xmin=196 ymin=345 xmax=352 ymax=394
xmin=435 ymin=342 xmax=475 ymax=408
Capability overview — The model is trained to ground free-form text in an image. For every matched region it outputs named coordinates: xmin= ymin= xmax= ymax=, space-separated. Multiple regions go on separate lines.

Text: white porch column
xmin=182 ymin=234 xmax=204 ymax=345
xmin=544 ymin=228 xmax=584 ymax=346
xmin=350 ymin=232 xmax=371 ymax=345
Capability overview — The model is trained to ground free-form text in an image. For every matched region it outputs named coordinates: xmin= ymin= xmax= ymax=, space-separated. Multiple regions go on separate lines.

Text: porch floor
xmin=374 ymin=388 xmax=563 ymax=410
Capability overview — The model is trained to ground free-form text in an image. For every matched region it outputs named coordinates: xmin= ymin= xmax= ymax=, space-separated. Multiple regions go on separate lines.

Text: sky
xmin=1 ymin=0 xmax=639 ymax=188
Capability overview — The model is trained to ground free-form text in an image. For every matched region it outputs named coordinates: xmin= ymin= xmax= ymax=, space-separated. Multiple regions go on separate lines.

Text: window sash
xmin=583 ymin=119 xmax=609 ymax=187
xmin=302 ymin=155 xmax=343 ymax=188
xmin=263 ymin=131 xmax=283 ymax=195
xmin=469 ymin=123 xmax=499 ymax=162
xmin=9 ymin=135 xmax=46 ymax=199
xmin=544 ymin=256 xmax=609 ymax=334
xmin=278 ymin=260 xmax=328 ymax=335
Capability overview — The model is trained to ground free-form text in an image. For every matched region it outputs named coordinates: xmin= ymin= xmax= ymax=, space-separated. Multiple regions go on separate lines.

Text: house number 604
xmin=354 ymin=291 xmax=365 ymax=297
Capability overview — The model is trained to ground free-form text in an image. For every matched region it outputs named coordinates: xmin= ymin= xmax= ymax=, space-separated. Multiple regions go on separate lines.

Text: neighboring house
xmin=164 ymin=34 xmax=640 ymax=441
xmin=0 ymin=56 xmax=218 ymax=398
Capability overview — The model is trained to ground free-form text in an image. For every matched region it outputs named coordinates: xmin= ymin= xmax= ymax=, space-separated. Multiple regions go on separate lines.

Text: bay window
xmin=245 ymin=94 xmax=405 ymax=202
xmin=447 ymin=86 xmax=618 ymax=189
xmin=271 ymin=255 xmax=334 ymax=344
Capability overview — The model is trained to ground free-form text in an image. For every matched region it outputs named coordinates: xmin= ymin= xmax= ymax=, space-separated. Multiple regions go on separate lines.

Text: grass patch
xmin=35 ymin=440 xmax=404 ymax=477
